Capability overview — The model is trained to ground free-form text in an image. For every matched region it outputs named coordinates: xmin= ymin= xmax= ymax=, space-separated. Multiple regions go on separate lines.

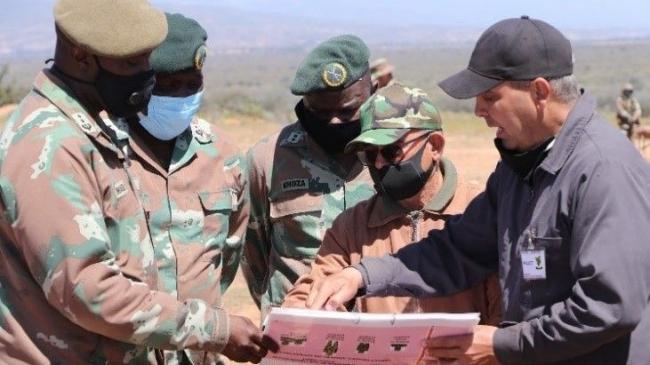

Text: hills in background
xmin=3 ymin=0 xmax=650 ymax=57
xmin=2 ymin=0 xmax=650 ymax=120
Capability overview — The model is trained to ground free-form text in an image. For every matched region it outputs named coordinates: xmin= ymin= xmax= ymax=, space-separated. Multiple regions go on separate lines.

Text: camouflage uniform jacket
xmin=243 ymin=121 xmax=375 ymax=319
xmin=283 ymin=158 xmax=501 ymax=325
xmin=616 ymin=95 xmax=642 ymax=121
xmin=0 ymin=70 xmax=247 ymax=365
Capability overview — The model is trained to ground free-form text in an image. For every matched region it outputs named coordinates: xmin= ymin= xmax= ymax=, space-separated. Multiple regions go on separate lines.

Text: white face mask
xmin=138 ymin=90 xmax=204 ymax=141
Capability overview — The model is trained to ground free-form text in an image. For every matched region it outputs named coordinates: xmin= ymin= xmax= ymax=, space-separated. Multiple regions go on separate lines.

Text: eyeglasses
xmin=357 ymin=132 xmax=431 ymax=166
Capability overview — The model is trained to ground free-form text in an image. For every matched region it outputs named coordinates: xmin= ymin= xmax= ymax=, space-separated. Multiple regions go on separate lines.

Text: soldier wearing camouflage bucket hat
xmin=0 ymin=3 xmax=276 ymax=364
xmin=283 ymin=84 xmax=501 ymax=322
xmin=242 ymin=34 xmax=376 ymax=320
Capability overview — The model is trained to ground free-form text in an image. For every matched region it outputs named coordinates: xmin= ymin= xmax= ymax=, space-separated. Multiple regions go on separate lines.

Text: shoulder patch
xmin=192 ymin=118 xmax=213 ymax=143
xmin=286 ymin=131 xmax=304 ymax=144
xmin=113 ymin=180 xmax=129 ymax=200
xmin=72 ymin=113 xmax=99 ymax=135
xmin=281 ymin=178 xmax=309 ymax=192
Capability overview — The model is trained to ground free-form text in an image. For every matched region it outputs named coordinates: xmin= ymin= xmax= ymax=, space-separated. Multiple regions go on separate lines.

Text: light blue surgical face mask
xmin=138 ymin=90 xmax=204 ymax=141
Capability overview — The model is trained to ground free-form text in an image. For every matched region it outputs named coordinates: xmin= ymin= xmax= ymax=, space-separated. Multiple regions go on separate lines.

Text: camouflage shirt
xmin=0 ymin=70 xmax=247 ymax=364
xmin=242 ymin=121 xmax=375 ymax=319
xmin=616 ymin=95 xmax=642 ymax=121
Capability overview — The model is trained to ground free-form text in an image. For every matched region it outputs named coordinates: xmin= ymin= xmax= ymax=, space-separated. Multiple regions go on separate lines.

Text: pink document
xmin=262 ymin=308 xmax=479 ymax=365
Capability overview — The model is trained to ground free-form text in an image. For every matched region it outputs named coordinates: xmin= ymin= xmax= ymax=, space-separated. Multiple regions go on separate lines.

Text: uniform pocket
xmin=269 ymin=193 xmax=322 ymax=218
xmin=530 ymin=235 xmax=571 ymax=304
xmin=269 ymin=193 xmax=323 ymax=259
xmin=197 ymin=190 xmax=233 ymax=262
xmin=533 ymin=236 xmax=564 ymax=258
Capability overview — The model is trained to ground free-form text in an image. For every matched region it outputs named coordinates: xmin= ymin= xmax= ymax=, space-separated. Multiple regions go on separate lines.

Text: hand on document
xmin=306 ymin=266 xmax=363 ymax=310
xmin=221 ymin=315 xmax=279 ymax=363
xmin=423 ymin=325 xmax=500 ymax=365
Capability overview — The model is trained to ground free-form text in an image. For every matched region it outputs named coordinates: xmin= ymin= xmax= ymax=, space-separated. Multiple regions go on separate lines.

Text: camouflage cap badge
xmin=345 ymin=83 xmax=442 ymax=152
xmin=322 ymin=62 xmax=348 ymax=88
xmin=150 ymin=13 xmax=208 ymax=73
xmin=194 ymin=44 xmax=208 ymax=71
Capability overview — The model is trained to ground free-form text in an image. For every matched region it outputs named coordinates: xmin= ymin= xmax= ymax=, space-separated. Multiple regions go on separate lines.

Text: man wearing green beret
xmin=132 ymin=12 xmax=277 ymax=364
xmin=242 ymin=34 xmax=376 ymax=320
xmin=0 ymin=3 xmax=274 ymax=364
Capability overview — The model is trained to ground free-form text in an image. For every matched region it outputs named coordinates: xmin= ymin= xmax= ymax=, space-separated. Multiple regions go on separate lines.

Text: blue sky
xmin=158 ymin=0 xmax=650 ymax=30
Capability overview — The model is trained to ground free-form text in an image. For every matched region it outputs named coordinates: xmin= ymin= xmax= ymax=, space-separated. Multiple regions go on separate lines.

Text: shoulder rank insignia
xmin=322 ymin=62 xmax=348 ymax=88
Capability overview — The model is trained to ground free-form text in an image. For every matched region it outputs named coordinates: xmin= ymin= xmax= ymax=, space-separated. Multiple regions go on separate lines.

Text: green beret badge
xmin=322 ymin=62 xmax=348 ymax=88
xmin=194 ymin=45 xmax=207 ymax=71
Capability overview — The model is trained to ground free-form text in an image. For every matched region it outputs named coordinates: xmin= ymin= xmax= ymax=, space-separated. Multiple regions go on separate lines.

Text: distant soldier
xmin=370 ymin=57 xmax=396 ymax=89
xmin=242 ymin=35 xmax=376 ymax=320
xmin=0 ymin=2 xmax=275 ymax=364
xmin=283 ymin=84 xmax=502 ymax=325
xmin=616 ymin=82 xmax=642 ymax=139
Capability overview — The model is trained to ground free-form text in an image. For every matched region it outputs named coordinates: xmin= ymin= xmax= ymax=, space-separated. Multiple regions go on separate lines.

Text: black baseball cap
xmin=439 ymin=16 xmax=573 ymax=99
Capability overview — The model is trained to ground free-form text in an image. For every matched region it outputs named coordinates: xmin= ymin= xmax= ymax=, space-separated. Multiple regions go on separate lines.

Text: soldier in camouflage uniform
xmin=283 ymin=85 xmax=502 ymax=323
xmin=242 ymin=35 xmax=376 ymax=320
xmin=0 ymin=2 xmax=274 ymax=364
xmin=616 ymin=82 xmax=642 ymax=139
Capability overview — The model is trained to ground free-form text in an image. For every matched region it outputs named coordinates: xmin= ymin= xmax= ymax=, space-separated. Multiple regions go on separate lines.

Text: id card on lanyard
xmin=521 ymin=229 xmax=546 ymax=280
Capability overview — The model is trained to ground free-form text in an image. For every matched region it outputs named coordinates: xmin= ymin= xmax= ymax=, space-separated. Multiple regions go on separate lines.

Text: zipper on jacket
xmin=407 ymin=210 xmax=424 ymax=241
xmin=406 ymin=210 xmax=425 ymax=313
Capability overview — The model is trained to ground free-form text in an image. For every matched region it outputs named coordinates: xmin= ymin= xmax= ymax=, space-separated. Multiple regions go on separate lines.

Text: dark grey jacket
xmin=355 ymin=93 xmax=650 ymax=365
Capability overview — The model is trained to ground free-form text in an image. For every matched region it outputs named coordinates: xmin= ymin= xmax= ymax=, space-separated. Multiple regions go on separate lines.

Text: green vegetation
xmin=3 ymin=40 xmax=650 ymax=127
xmin=195 ymin=41 xmax=650 ymax=125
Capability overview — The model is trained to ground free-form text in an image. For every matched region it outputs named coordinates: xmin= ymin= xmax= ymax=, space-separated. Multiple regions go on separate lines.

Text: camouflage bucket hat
xmin=345 ymin=83 xmax=442 ymax=152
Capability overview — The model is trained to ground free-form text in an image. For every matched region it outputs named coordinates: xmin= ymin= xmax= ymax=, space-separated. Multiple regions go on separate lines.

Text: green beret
xmin=54 ymin=0 xmax=167 ymax=58
xmin=150 ymin=13 xmax=208 ymax=74
xmin=346 ymin=83 xmax=442 ymax=153
xmin=291 ymin=34 xmax=370 ymax=95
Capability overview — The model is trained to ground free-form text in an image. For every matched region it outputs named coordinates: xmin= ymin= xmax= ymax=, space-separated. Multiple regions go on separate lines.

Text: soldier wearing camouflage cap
xmin=242 ymin=35 xmax=376 ymax=320
xmin=616 ymin=82 xmax=642 ymax=139
xmin=0 ymin=3 xmax=276 ymax=364
xmin=283 ymin=84 xmax=501 ymax=323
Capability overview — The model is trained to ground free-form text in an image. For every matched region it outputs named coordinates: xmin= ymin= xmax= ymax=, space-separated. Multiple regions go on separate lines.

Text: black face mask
xmin=296 ymin=101 xmax=361 ymax=155
xmin=50 ymin=58 xmax=155 ymax=118
xmin=494 ymin=137 xmax=554 ymax=180
xmin=368 ymin=142 xmax=435 ymax=201
xmin=94 ymin=58 xmax=155 ymax=118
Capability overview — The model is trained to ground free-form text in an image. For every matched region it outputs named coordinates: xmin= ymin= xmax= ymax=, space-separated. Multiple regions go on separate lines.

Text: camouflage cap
xmin=623 ymin=82 xmax=634 ymax=91
xmin=345 ymin=83 xmax=442 ymax=152
xmin=290 ymin=34 xmax=370 ymax=95
xmin=150 ymin=13 xmax=208 ymax=73
xmin=54 ymin=0 xmax=167 ymax=58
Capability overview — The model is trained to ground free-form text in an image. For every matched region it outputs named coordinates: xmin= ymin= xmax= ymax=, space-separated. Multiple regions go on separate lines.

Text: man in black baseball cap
xmin=439 ymin=16 xmax=573 ymax=99
xmin=304 ymin=16 xmax=650 ymax=365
